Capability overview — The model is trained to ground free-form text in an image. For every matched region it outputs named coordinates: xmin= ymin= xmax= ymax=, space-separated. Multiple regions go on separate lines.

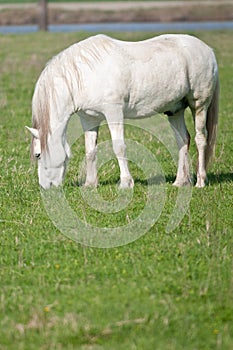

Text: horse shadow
xmin=68 ymin=175 xmax=165 ymax=188
xmin=68 ymin=172 xmax=232 ymax=188
xmin=99 ymin=173 xmax=233 ymax=187
xmin=207 ymin=172 xmax=233 ymax=185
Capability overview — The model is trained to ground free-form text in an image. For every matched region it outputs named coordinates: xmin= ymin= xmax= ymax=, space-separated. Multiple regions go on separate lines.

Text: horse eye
xmin=35 ymin=153 xmax=41 ymax=159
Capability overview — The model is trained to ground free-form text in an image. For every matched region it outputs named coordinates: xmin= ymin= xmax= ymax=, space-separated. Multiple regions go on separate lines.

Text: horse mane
xmin=31 ymin=34 xmax=113 ymax=156
xmin=31 ymin=76 xmax=50 ymax=157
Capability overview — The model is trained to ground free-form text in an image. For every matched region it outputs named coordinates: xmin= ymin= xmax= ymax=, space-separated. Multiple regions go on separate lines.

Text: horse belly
xmin=126 ymin=61 xmax=188 ymax=117
xmin=124 ymin=98 xmax=185 ymax=119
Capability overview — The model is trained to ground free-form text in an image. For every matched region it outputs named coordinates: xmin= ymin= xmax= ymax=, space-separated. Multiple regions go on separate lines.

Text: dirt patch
xmin=0 ymin=3 xmax=232 ymax=26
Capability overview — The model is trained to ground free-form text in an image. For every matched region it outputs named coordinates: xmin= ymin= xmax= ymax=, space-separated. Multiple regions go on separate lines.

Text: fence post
xmin=38 ymin=0 xmax=48 ymax=31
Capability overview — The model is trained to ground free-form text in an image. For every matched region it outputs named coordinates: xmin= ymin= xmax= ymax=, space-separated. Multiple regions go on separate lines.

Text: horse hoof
xmin=173 ymin=179 xmax=192 ymax=187
xmin=119 ymin=177 xmax=134 ymax=189
xmin=84 ymin=180 xmax=98 ymax=188
xmin=195 ymin=181 xmax=205 ymax=188
xmin=195 ymin=176 xmax=207 ymax=188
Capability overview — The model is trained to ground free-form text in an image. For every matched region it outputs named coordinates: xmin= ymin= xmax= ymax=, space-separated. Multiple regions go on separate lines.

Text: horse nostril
xmin=35 ymin=153 xmax=41 ymax=159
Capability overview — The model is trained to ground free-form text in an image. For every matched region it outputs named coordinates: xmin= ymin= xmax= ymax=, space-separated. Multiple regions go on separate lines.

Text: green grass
xmin=0 ymin=31 xmax=233 ymax=350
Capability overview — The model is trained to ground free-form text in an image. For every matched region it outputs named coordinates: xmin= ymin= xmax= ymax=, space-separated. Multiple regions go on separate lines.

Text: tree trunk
xmin=38 ymin=0 xmax=48 ymax=31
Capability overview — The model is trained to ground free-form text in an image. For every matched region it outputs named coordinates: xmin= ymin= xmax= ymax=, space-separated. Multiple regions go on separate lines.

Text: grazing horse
xmin=26 ymin=34 xmax=219 ymax=190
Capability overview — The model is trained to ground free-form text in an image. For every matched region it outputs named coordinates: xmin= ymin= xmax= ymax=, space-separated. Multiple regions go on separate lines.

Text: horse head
xmin=26 ymin=126 xmax=71 ymax=190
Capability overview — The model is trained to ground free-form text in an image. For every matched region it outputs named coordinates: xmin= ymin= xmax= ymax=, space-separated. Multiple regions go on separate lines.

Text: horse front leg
xmin=168 ymin=111 xmax=192 ymax=186
xmin=80 ymin=115 xmax=100 ymax=187
xmin=105 ymin=108 xmax=134 ymax=189
xmin=113 ymin=136 xmax=134 ymax=189
xmin=84 ymin=128 xmax=99 ymax=187
xmin=193 ymin=108 xmax=208 ymax=188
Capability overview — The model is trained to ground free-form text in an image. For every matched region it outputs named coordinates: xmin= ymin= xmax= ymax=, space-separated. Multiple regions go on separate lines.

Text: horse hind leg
xmin=168 ymin=111 xmax=192 ymax=187
xmin=193 ymin=108 xmax=208 ymax=188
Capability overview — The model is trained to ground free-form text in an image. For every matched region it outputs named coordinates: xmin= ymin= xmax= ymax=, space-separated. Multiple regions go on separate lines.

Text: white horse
xmin=26 ymin=34 xmax=219 ymax=190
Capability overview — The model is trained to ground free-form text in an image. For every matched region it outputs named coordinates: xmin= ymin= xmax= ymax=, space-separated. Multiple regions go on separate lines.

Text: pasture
xmin=0 ymin=30 xmax=233 ymax=349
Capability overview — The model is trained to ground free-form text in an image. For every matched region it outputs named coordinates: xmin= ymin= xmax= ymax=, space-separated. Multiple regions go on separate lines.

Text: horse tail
xmin=205 ymin=75 xmax=219 ymax=169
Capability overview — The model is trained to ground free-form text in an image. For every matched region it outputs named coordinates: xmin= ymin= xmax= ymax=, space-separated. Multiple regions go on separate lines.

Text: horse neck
xmin=49 ymin=110 xmax=69 ymax=142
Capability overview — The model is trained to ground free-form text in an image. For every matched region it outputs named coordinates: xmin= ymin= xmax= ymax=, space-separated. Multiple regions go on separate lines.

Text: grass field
xmin=0 ymin=30 xmax=233 ymax=349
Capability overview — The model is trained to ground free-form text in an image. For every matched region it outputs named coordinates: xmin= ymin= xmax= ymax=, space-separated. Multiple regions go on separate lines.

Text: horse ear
xmin=25 ymin=126 xmax=39 ymax=139
xmin=64 ymin=142 xmax=71 ymax=159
